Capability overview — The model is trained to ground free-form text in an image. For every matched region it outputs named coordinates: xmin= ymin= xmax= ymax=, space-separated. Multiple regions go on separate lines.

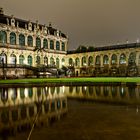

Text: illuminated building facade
xmin=67 ymin=44 xmax=140 ymax=77
xmin=0 ymin=8 xmax=68 ymax=78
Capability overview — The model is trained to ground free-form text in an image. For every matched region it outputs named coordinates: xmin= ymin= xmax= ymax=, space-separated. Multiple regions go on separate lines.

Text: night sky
xmin=1 ymin=0 xmax=140 ymax=50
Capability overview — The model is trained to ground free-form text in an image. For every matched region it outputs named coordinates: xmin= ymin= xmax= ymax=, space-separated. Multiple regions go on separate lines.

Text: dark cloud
xmin=1 ymin=0 xmax=140 ymax=50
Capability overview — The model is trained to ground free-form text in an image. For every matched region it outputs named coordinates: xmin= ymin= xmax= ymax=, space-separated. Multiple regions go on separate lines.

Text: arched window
xmin=50 ymin=40 xmax=54 ymax=49
xmin=119 ymin=53 xmax=126 ymax=64
xmin=0 ymin=31 xmax=7 ymax=44
xmin=36 ymin=56 xmax=40 ymax=65
xmin=62 ymin=58 xmax=65 ymax=66
xmin=10 ymin=54 xmax=16 ymax=64
xmin=43 ymin=39 xmax=48 ymax=49
xmin=0 ymin=53 xmax=7 ymax=64
xmin=56 ymin=58 xmax=59 ymax=68
xmin=62 ymin=42 xmax=65 ymax=51
xmin=44 ymin=56 xmax=48 ymax=65
xmin=75 ymin=58 xmax=80 ymax=67
xmin=95 ymin=55 xmax=100 ymax=65
xmin=28 ymin=55 xmax=32 ymax=66
xmin=88 ymin=56 xmax=93 ymax=66
xmin=27 ymin=36 xmax=33 ymax=47
xmin=69 ymin=58 xmax=73 ymax=66
xmin=128 ymin=52 xmax=136 ymax=65
xmin=19 ymin=34 xmax=25 ymax=46
xmin=50 ymin=57 xmax=55 ymax=66
xmin=111 ymin=54 xmax=117 ymax=64
xmin=36 ymin=37 xmax=41 ymax=48
xmin=82 ymin=56 xmax=86 ymax=66
xmin=19 ymin=55 xmax=25 ymax=65
xmin=56 ymin=41 xmax=60 ymax=50
xmin=10 ymin=32 xmax=16 ymax=45
xmin=103 ymin=55 xmax=109 ymax=64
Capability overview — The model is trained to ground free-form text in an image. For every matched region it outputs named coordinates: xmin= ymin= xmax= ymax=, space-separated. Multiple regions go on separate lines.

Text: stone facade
xmin=66 ymin=45 xmax=140 ymax=77
xmin=0 ymin=8 xmax=68 ymax=78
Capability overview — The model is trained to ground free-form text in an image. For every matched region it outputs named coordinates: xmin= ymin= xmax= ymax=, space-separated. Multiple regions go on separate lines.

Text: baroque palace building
xmin=0 ymin=8 xmax=68 ymax=78
xmin=0 ymin=8 xmax=140 ymax=78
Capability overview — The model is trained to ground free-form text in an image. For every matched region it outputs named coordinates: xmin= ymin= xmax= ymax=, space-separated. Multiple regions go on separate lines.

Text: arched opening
xmin=50 ymin=40 xmax=54 ymax=49
xmin=95 ymin=55 xmax=100 ymax=65
xmin=50 ymin=57 xmax=55 ymax=66
xmin=111 ymin=54 xmax=117 ymax=65
xmin=62 ymin=42 xmax=65 ymax=51
xmin=88 ymin=56 xmax=93 ymax=66
xmin=56 ymin=41 xmax=60 ymax=50
xmin=69 ymin=58 xmax=73 ymax=66
xmin=28 ymin=55 xmax=32 ymax=66
xmin=75 ymin=57 xmax=80 ymax=67
xmin=19 ymin=55 xmax=25 ymax=65
xmin=19 ymin=34 xmax=25 ymax=46
xmin=43 ymin=39 xmax=48 ymax=49
xmin=10 ymin=32 xmax=16 ymax=45
xmin=27 ymin=36 xmax=33 ymax=47
xmin=36 ymin=37 xmax=41 ymax=48
xmin=44 ymin=56 xmax=48 ymax=65
xmin=0 ymin=53 xmax=7 ymax=64
xmin=10 ymin=54 xmax=16 ymax=64
xmin=82 ymin=56 xmax=86 ymax=66
xmin=103 ymin=55 xmax=109 ymax=65
xmin=119 ymin=53 xmax=126 ymax=64
xmin=0 ymin=31 xmax=7 ymax=44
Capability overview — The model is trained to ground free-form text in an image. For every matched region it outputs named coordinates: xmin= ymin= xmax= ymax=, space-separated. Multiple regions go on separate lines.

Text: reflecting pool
xmin=0 ymin=85 xmax=140 ymax=140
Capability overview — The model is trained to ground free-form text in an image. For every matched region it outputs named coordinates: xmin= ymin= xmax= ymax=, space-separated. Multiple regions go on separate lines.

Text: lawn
xmin=0 ymin=77 xmax=140 ymax=84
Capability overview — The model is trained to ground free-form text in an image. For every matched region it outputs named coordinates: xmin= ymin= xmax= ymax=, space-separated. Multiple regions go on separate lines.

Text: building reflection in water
xmin=1 ymin=85 xmax=140 ymax=139
xmin=0 ymin=86 xmax=67 ymax=139
xmin=66 ymin=85 xmax=140 ymax=104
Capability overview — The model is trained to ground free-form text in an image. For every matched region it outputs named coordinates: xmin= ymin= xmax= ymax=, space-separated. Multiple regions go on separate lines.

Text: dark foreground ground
xmin=8 ymin=100 xmax=140 ymax=140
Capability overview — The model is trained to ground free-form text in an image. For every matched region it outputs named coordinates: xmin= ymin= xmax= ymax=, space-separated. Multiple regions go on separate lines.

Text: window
xmin=82 ymin=56 xmax=86 ymax=66
xmin=119 ymin=54 xmax=126 ymax=64
xmin=69 ymin=58 xmax=73 ymax=66
xmin=103 ymin=55 xmax=109 ymax=64
xmin=28 ymin=55 xmax=32 ymax=66
xmin=50 ymin=57 xmax=55 ymax=66
xmin=62 ymin=42 xmax=65 ymax=51
xmin=43 ymin=39 xmax=48 ymax=49
xmin=95 ymin=55 xmax=100 ymax=65
xmin=62 ymin=58 xmax=65 ymax=66
xmin=10 ymin=54 xmax=16 ymax=64
xmin=10 ymin=32 xmax=16 ymax=45
xmin=19 ymin=34 xmax=25 ymax=46
xmin=27 ymin=36 xmax=33 ymax=47
xmin=19 ymin=55 xmax=25 ymax=64
xmin=0 ymin=53 xmax=7 ymax=64
xmin=75 ymin=58 xmax=80 ymax=67
xmin=50 ymin=40 xmax=54 ymax=49
xmin=88 ymin=56 xmax=93 ymax=66
xmin=111 ymin=54 xmax=117 ymax=64
xmin=0 ymin=31 xmax=7 ymax=44
xmin=56 ymin=41 xmax=60 ymax=50
xmin=36 ymin=37 xmax=41 ymax=48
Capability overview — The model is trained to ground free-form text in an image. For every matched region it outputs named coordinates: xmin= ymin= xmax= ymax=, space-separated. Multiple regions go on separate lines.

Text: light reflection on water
xmin=0 ymin=85 xmax=140 ymax=139
xmin=0 ymin=86 xmax=67 ymax=139
xmin=66 ymin=85 xmax=140 ymax=104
